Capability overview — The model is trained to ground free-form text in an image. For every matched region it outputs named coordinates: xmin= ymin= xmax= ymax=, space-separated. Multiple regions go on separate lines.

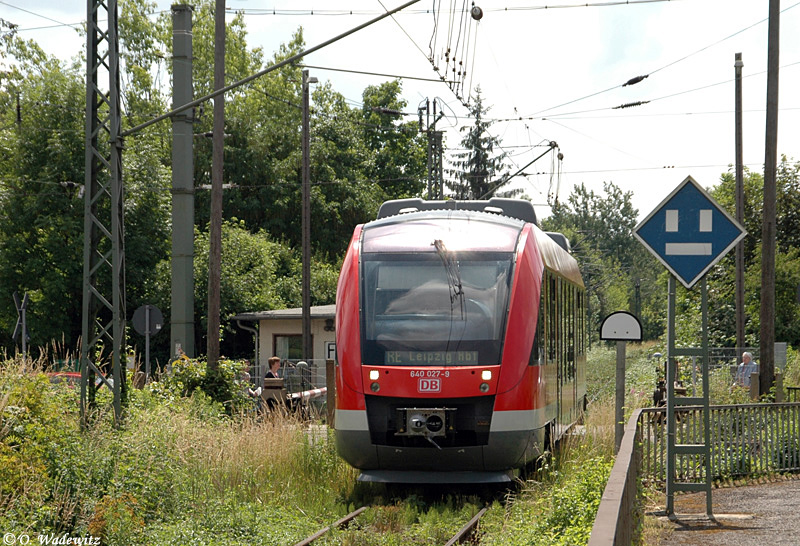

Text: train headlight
xmin=370 ymin=382 xmax=380 ymax=392
xmin=479 ymin=382 xmax=490 ymax=393
xmin=409 ymin=414 xmax=426 ymax=432
xmin=481 ymin=370 xmax=492 ymax=381
xmin=369 ymin=369 xmax=380 ymax=381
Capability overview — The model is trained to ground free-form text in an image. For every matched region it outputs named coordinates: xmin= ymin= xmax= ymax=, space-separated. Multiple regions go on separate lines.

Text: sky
xmin=2 ymin=0 xmax=799 ymax=221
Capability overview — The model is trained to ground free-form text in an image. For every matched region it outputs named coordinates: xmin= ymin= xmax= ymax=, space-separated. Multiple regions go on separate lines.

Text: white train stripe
xmin=336 ymin=409 xmax=370 ymax=431
xmin=489 ymin=407 xmax=550 ymax=432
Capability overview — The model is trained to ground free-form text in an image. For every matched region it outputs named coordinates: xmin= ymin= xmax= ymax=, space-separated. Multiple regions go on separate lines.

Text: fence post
xmin=326 ymin=359 xmax=335 ymax=427
xmin=749 ymin=372 xmax=759 ymax=400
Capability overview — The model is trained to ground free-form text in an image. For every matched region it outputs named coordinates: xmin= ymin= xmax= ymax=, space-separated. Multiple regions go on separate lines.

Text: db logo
xmin=418 ymin=378 xmax=441 ymax=393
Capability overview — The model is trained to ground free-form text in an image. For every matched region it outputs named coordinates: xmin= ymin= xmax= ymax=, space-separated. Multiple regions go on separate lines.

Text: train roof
xmin=363 ymin=209 xmax=524 ymax=253
xmin=533 ymin=225 xmax=584 ymax=288
xmin=363 ymin=200 xmax=584 ymax=288
xmin=377 ymin=198 xmax=537 ymax=224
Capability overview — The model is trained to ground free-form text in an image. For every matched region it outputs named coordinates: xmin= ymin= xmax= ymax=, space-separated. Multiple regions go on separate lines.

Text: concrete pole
xmin=734 ymin=52 xmax=745 ymax=358
xmin=171 ymin=4 xmax=195 ymax=358
xmin=760 ymin=0 xmax=780 ymax=396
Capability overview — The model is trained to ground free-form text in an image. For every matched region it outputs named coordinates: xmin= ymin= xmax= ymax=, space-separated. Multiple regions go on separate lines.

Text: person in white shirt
xmin=734 ymin=352 xmax=758 ymax=388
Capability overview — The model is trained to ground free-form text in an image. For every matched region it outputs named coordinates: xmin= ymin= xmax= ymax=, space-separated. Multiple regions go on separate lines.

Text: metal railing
xmin=638 ymin=402 xmax=800 ymax=484
xmin=277 ymin=359 xmax=328 ymax=394
xmin=590 ymin=403 xmax=800 ymax=545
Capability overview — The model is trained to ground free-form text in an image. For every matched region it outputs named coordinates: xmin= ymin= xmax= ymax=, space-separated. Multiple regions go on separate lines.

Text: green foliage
xmin=150 ymin=219 xmax=338 ymax=360
xmin=783 ymin=345 xmax=800 ymax=387
xmin=543 ymin=182 xmax=664 ymax=341
xmin=148 ymin=356 xmax=249 ymax=413
xmin=0 ymin=6 xmax=428 ymax=360
xmin=480 ymin=453 xmax=613 ymax=546
xmin=361 ymin=80 xmax=427 ymax=199
xmin=446 ymin=87 xmax=512 ymax=199
xmin=706 ymin=159 xmax=800 ymax=348
xmin=0 ymin=40 xmax=85 ymax=352
xmin=0 ymin=356 xmax=358 ymax=543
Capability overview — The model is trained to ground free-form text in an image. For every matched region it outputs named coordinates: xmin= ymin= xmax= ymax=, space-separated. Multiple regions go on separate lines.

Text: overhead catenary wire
xmin=467 ymin=59 xmax=800 ymax=122
xmin=0 ymin=0 xmax=74 ymax=28
xmin=527 ymin=0 xmax=800 ymax=117
xmin=299 ymin=64 xmax=448 ymax=83
xmin=216 ymin=0 xmax=682 ymax=17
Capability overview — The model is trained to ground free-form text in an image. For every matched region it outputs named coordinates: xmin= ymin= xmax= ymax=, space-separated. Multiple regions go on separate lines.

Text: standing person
xmin=734 ymin=351 xmax=758 ymax=388
xmin=265 ymin=356 xmax=281 ymax=379
xmin=241 ymin=363 xmax=261 ymax=410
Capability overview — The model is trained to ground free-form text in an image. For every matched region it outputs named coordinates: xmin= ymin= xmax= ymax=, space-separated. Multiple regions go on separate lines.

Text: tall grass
xmin=6 ymin=340 xmax=738 ymax=545
xmin=0 ymin=355 xmax=358 ymax=545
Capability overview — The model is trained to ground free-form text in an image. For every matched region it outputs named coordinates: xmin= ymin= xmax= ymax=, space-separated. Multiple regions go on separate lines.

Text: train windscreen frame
xmin=360 ymin=251 xmax=513 ymax=366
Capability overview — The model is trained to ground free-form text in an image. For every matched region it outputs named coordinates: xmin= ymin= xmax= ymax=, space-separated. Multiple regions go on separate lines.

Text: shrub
xmin=149 ymin=357 xmax=249 ymax=414
xmin=88 ymin=493 xmax=145 ymax=544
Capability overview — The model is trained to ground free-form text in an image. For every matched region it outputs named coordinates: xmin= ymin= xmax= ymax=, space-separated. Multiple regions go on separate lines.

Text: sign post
xmin=634 ymin=176 xmax=746 ymax=517
xmin=600 ymin=311 xmax=642 ymax=454
xmin=12 ymin=291 xmax=29 ymax=361
xmin=132 ymin=304 xmax=164 ymax=383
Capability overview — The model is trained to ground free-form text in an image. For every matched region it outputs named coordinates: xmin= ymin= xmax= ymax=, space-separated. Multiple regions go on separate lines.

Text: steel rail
xmin=444 ymin=506 xmax=488 ymax=546
xmin=294 ymin=506 xmax=367 ymax=546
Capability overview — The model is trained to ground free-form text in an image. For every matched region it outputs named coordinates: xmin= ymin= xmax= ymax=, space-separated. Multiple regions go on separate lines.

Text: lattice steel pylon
xmin=81 ymin=0 xmax=126 ymax=426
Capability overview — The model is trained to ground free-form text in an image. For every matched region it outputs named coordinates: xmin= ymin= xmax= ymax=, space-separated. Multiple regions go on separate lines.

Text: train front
xmin=335 ymin=208 xmax=545 ymax=483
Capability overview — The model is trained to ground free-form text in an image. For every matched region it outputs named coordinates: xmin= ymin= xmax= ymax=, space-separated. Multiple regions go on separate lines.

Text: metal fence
xmin=638 ymin=402 xmax=800 ymax=484
xmin=279 ymin=359 xmax=328 ymax=394
xmin=706 ymin=347 xmax=760 ymax=369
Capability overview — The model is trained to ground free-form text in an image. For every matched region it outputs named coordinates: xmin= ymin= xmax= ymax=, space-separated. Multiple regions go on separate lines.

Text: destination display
xmin=384 ymin=350 xmax=479 ymax=366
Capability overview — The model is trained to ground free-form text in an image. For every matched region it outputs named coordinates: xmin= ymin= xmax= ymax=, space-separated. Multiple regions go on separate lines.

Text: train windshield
xmin=361 ymin=252 xmax=512 ymax=366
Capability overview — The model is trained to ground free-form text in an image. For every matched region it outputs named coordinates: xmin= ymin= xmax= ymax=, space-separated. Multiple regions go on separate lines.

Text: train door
xmin=556 ymin=277 xmax=577 ymax=429
xmin=561 ymin=277 xmax=571 ymax=427
xmin=546 ymin=272 xmax=560 ymax=430
xmin=568 ymin=282 xmax=576 ymax=424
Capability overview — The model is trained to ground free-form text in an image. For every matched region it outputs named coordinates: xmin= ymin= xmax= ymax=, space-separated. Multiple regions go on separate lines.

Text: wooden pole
xmin=207 ymin=0 xmax=225 ymax=368
xmin=734 ymin=52 xmax=745 ymax=357
xmin=760 ymin=0 xmax=780 ymax=395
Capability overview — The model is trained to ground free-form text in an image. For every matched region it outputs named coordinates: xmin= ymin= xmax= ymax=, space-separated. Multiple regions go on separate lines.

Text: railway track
xmin=293 ymin=506 xmax=367 ymax=546
xmin=294 ymin=504 xmax=489 ymax=545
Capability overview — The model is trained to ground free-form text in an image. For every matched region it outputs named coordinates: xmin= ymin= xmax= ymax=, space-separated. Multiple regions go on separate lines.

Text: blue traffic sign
xmin=633 ymin=176 xmax=746 ymax=288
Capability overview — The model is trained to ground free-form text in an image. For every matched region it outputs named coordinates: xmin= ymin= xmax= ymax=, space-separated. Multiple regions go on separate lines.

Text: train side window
xmin=560 ymin=277 xmax=566 ymax=381
xmin=547 ymin=272 xmax=557 ymax=362
xmin=567 ymin=283 xmax=575 ymax=380
xmin=530 ymin=276 xmax=545 ymax=366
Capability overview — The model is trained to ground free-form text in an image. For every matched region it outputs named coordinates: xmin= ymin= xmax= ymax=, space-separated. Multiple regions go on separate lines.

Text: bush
xmin=148 ymin=357 xmax=249 ymax=414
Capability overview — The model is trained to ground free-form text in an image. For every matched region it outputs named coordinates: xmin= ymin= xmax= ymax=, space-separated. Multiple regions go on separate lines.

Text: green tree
xmin=360 ymin=80 xmax=426 ymax=198
xmin=707 ymin=159 xmax=800 ymax=347
xmin=149 ymin=219 xmax=339 ymax=361
xmin=542 ymin=181 xmax=664 ymax=341
xmin=0 ymin=38 xmax=85 ymax=353
xmin=446 ymin=87 xmax=511 ymax=199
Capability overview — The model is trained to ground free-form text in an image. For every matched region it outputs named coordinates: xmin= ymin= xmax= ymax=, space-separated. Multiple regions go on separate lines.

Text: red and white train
xmin=334 ymin=198 xmax=586 ymax=483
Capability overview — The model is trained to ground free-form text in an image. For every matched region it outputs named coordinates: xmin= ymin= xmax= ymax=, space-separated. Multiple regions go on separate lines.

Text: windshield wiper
xmin=432 ymin=239 xmax=464 ymax=315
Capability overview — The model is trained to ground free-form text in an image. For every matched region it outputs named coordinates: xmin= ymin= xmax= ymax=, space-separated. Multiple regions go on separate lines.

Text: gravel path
xmin=646 ymin=476 xmax=800 ymax=545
